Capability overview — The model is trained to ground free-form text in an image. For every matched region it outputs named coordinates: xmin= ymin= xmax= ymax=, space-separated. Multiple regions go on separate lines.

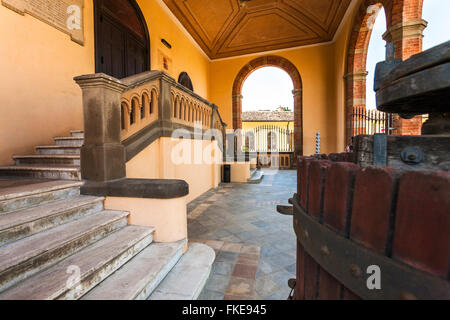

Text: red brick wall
xmin=295 ymin=155 xmax=450 ymax=299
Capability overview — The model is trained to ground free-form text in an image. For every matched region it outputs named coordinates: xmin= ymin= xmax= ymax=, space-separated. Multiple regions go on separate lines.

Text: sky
xmin=243 ymin=0 xmax=450 ymax=112
xmin=242 ymin=67 xmax=294 ymax=111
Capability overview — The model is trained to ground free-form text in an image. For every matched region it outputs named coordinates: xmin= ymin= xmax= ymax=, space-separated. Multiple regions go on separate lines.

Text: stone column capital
xmin=292 ymin=89 xmax=302 ymax=97
xmin=74 ymin=73 xmax=127 ymax=93
xmin=383 ymin=19 xmax=428 ymax=43
xmin=344 ymin=71 xmax=369 ymax=81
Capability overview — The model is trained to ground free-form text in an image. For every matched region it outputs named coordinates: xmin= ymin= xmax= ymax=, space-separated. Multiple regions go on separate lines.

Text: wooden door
xmin=95 ymin=0 xmax=149 ymax=79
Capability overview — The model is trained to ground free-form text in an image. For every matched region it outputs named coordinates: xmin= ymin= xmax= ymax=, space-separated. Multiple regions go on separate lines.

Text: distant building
xmin=242 ymin=110 xmax=294 ymax=131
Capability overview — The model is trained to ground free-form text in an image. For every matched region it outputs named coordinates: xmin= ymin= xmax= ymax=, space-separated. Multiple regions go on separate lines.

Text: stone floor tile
xmin=221 ymin=242 xmax=243 ymax=253
xmin=205 ymin=274 xmax=231 ymax=293
xmin=255 ymin=276 xmax=282 ymax=298
xmin=216 ymin=251 xmax=239 ymax=263
xmin=190 ymin=170 xmax=297 ymax=301
xmin=198 ymin=289 xmax=225 ymax=300
xmin=212 ymin=261 xmax=235 ymax=276
xmin=204 ymin=240 xmax=224 ymax=251
xmin=240 ymin=244 xmax=261 ymax=255
xmin=232 ymin=263 xmax=258 ymax=279
xmin=225 ymin=277 xmax=255 ymax=297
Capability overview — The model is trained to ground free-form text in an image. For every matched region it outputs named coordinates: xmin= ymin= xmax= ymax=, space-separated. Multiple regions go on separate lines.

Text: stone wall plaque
xmin=2 ymin=0 xmax=84 ymax=45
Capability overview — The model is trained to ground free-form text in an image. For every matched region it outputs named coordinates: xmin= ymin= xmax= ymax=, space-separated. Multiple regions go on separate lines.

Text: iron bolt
xmin=320 ymin=246 xmax=330 ymax=256
xmin=349 ymin=264 xmax=362 ymax=278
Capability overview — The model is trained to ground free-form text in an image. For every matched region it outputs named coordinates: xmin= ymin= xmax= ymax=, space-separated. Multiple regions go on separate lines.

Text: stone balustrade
xmin=74 ymin=71 xmax=227 ymax=183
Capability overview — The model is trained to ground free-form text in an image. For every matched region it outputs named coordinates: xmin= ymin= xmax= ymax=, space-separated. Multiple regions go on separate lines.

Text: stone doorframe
xmin=232 ymin=55 xmax=303 ymax=157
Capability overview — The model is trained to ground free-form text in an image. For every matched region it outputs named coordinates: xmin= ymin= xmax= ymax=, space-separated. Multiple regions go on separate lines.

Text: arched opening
xmin=346 ymin=0 xmax=429 ymax=142
xmin=232 ymin=56 xmax=303 ymax=156
xmin=346 ymin=2 xmax=389 ymax=142
xmin=94 ymin=0 xmax=150 ymax=79
xmin=178 ymin=72 xmax=194 ymax=92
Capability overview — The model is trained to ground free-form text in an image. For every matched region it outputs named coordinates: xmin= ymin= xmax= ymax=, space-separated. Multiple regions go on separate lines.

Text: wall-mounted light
xmin=161 ymin=39 xmax=172 ymax=49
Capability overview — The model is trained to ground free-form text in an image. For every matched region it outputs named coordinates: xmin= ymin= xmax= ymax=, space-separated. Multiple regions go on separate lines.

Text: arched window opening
xmin=173 ymin=97 xmax=178 ymax=118
xmin=178 ymin=72 xmax=194 ymax=91
xmin=130 ymin=99 xmax=137 ymax=125
xmin=149 ymin=91 xmax=154 ymax=115
xmin=121 ymin=103 xmax=127 ymax=130
xmin=140 ymin=94 xmax=147 ymax=119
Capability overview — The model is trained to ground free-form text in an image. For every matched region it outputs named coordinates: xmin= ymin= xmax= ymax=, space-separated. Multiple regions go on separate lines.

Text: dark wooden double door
xmin=95 ymin=0 xmax=149 ymax=79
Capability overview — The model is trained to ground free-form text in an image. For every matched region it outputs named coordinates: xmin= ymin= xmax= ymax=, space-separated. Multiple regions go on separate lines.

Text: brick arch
xmin=232 ymin=55 xmax=303 ymax=156
xmin=345 ymin=0 xmax=425 ymax=143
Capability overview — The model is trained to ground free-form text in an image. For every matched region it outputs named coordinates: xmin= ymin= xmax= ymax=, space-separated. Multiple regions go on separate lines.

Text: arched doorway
xmin=94 ymin=0 xmax=150 ymax=79
xmin=233 ymin=56 xmax=303 ymax=156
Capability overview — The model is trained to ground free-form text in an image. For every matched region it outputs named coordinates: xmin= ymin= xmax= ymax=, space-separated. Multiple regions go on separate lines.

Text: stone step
xmin=248 ymin=169 xmax=264 ymax=184
xmin=13 ymin=155 xmax=80 ymax=167
xmin=70 ymin=130 xmax=84 ymax=138
xmin=0 ymin=210 xmax=129 ymax=292
xmin=82 ymin=239 xmax=186 ymax=300
xmin=0 ymin=225 xmax=154 ymax=300
xmin=36 ymin=146 xmax=80 ymax=155
xmin=54 ymin=137 xmax=84 ymax=147
xmin=0 ymin=180 xmax=82 ymax=214
xmin=148 ymin=243 xmax=215 ymax=300
xmin=0 ymin=195 xmax=104 ymax=246
xmin=0 ymin=166 xmax=81 ymax=181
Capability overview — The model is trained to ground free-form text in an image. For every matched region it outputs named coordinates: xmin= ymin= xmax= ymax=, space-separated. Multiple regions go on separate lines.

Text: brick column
xmin=344 ymin=71 xmax=368 ymax=143
xmin=232 ymin=94 xmax=243 ymax=130
xmin=293 ymin=89 xmax=303 ymax=157
xmin=383 ymin=19 xmax=427 ymax=135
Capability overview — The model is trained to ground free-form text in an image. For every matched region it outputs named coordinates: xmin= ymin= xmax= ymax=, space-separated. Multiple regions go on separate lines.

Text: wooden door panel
xmin=95 ymin=0 xmax=149 ymax=78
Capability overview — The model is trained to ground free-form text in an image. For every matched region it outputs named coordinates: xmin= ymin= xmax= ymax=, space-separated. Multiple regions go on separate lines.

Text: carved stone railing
xmin=74 ymin=71 xmax=227 ymax=185
xmin=120 ymin=77 xmax=160 ymax=141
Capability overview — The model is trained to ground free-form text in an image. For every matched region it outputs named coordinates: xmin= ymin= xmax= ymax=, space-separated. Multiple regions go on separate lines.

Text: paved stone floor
xmin=188 ymin=169 xmax=297 ymax=300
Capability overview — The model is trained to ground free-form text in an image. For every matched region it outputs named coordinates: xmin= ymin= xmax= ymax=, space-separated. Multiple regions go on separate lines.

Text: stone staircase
xmin=248 ymin=168 xmax=264 ymax=184
xmin=0 ymin=131 xmax=215 ymax=300
xmin=0 ymin=130 xmax=84 ymax=181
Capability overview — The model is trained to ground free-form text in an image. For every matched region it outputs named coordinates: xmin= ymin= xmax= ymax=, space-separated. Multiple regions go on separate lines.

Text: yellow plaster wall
xmin=0 ymin=1 xmax=95 ymax=165
xmin=209 ymin=44 xmax=339 ymax=156
xmin=105 ymin=196 xmax=188 ymax=243
xmin=0 ymin=0 xmax=210 ymax=165
xmin=137 ymin=0 xmax=210 ymax=98
xmin=126 ymin=137 xmax=221 ymax=202
xmin=331 ymin=0 xmax=362 ymax=153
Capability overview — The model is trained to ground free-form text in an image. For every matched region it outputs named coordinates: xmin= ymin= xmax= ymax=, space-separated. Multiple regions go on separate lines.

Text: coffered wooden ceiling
xmin=162 ymin=0 xmax=352 ymax=59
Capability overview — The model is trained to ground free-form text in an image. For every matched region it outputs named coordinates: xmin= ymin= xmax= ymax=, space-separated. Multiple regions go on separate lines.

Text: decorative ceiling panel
xmin=162 ymin=0 xmax=352 ymax=59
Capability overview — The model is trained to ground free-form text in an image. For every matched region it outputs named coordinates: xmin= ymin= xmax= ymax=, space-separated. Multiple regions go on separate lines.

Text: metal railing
xmin=350 ymin=108 xmax=394 ymax=137
xmin=242 ymin=125 xmax=294 ymax=153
